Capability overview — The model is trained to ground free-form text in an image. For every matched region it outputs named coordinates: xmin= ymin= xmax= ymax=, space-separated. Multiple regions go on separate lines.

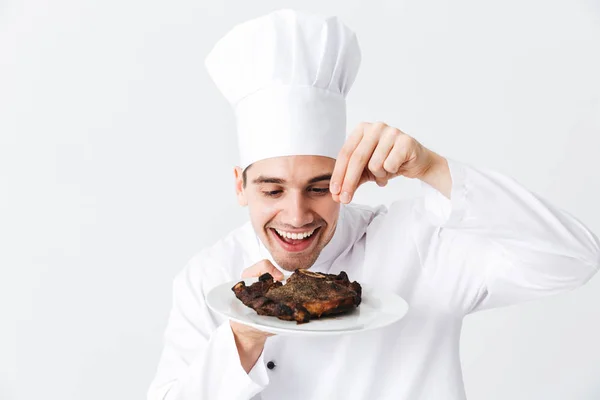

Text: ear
xmin=233 ymin=166 xmax=248 ymax=207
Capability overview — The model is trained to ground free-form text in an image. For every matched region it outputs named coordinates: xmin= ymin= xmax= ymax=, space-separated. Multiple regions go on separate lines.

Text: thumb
xmin=358 ymin=168 xmax=377 ymax=188
xmin=241 ymin=259 xmax=285 ymax=281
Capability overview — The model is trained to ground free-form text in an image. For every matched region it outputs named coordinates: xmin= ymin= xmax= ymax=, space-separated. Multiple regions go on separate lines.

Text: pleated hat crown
xmin=205 ymin=9 xmax=361 ymax=169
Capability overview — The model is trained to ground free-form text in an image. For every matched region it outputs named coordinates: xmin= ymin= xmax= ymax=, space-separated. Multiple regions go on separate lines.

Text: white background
xmin=1 ymin=1 xmax=599 ymax=399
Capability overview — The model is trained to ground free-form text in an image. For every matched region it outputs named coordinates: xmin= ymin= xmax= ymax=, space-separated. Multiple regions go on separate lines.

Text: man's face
xmin=234 ymin=155 xmax=340 ymax=271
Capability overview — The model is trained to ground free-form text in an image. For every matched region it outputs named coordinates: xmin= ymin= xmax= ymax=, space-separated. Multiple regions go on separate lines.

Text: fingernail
xmin=341 ymin=191 xmax=351 ymax=203
xmin=331 ymin=182 xmax=340 ymax=194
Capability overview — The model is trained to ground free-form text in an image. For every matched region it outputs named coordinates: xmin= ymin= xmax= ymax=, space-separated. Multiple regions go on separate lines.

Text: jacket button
xmin=267 ymin=361 xmax=276 ymax=370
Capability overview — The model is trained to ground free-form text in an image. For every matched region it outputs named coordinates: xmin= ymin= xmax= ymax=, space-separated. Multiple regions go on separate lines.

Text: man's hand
xmin=230 ymin=259 xmax=283 ymax=373
xmin=329 ymin=122 xmax=451 ymax=202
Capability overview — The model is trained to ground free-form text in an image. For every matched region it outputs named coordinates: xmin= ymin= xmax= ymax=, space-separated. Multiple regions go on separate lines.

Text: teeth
xmin=274 ymin=228 xmax=316 ymax=240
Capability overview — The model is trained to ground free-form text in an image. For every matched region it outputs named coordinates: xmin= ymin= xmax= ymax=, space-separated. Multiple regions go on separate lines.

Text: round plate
xmin=206 ymin=277 xmax=409 ymax=337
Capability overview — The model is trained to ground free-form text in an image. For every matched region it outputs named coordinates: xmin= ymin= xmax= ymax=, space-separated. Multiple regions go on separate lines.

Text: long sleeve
xmin=418 ymin=159 xmax=600 ymax=313
xmin=147 ymin=257 xmax=269 ymax=400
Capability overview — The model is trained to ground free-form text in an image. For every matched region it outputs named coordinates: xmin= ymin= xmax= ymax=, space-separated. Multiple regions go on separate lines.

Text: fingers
xmin=368 ymin=127 xmax=399 ymax=178
xmin=331 ymin=121 xmax=416 ymax=204
xmin=375 ymin=177 xmax=389 ymax=187
xmin=383 ymin=134 xmax=413 ymax=175
xmin=330 ymin=124 xmax=365 ymax=200
xmin=334 ymin=122 xmax=389 ymax=204
xmin=241 ymin=259 xmax=284 ymax=281
xmin=339 ymin=131 xmax=380 ymax=202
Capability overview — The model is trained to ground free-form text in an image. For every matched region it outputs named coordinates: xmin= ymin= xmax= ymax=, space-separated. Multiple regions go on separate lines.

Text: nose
xmin=281 ymin=190 xmax=314 ymax=228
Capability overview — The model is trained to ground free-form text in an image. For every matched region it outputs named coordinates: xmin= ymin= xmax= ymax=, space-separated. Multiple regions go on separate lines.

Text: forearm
xmin=149 ymin=322 xmax=269 ymax=400
xmin=447 ymin=161 xmax=597 ymax=261
xmin=410 ymin=158 xmax=600 ymax=313
xmin=421 ymin=159 xmax=600 ymax=296
xmin=148 ymin=265 xmax=270 ymax=400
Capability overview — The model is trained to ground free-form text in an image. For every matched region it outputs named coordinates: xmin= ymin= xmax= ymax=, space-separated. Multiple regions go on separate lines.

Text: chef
xmin=147 ymin=9 xmax=600 ymax=400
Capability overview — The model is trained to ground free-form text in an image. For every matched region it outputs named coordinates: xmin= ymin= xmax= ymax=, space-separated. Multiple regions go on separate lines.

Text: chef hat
xmin=205 ymin=9 xmax=361 ymax=169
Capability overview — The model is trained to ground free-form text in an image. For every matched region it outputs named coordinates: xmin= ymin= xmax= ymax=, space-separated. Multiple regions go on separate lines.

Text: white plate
xmin=206 ymin=277 xmax=409 ymax=337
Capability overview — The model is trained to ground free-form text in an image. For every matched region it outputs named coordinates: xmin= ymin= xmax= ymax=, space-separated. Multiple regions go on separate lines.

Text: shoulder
xmin=174 ymin=221 xmax=257 ymax=295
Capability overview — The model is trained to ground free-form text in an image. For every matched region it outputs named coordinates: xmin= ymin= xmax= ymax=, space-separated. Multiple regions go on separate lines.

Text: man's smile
xmin=268 ymin=227 xmax=322 ymax=253
xmin=274 ymin=227 xmax=317 ymax=239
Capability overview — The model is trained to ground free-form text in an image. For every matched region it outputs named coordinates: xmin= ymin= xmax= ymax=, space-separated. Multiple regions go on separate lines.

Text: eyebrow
xmin=252 ymin=173 xmax=332 ymax=185
xmin=308 ymin=174 xmax=333 ymax=184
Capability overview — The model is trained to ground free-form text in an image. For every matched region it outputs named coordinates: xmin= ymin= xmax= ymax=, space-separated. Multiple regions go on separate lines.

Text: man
xmin=147 ymin=9 xmax=600 ymax=400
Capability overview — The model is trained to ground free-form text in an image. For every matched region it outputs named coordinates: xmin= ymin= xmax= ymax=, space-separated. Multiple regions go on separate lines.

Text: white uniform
xmin=147 ymin=159 xmax=600 ymax=400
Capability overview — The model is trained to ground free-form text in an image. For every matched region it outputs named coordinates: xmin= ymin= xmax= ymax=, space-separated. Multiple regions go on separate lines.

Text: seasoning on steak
xmin=231 ymin=269 xmax=362 ymax=324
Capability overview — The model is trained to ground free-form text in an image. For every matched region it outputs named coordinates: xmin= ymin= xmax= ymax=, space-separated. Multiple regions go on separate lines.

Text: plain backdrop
xmin=1 ymin=0 xmax=600 ymax=399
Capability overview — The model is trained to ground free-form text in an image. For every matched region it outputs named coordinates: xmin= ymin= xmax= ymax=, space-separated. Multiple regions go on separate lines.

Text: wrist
xmin=231 ymin=323 xmax=267 ymax=372
xmin=233 ymin=329 xmax=267 ymax=352
xmin=418 ymin=152 xmax=451 ymax=198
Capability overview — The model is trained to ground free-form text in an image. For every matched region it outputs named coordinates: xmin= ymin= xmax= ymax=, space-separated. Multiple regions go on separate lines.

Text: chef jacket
xmin=147 ymin=159 xmax=600 ymax=400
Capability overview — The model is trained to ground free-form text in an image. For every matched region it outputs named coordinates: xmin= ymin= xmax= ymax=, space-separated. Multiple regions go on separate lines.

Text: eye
xmin=310 ymin=188 xmax=330 ymax=195
xmin=262 ymin=190 xmax=283 ymax=197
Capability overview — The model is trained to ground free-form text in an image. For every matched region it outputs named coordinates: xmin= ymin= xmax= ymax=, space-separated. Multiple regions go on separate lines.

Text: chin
xmin=273 ymin=253 xmax=319 ymax=272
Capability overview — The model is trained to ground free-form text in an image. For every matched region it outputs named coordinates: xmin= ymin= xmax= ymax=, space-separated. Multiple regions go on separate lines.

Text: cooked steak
xmin=231 ymin=269 xmax=362 ymax=324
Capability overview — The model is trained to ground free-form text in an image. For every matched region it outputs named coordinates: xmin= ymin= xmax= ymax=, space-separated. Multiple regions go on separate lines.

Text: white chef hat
xmin=204 ymin=9 xmax=361 ymax=169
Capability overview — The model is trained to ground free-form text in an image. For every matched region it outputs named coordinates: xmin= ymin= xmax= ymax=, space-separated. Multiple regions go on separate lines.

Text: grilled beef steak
xmin=231 ymin=269 xmax=362 ymax=324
